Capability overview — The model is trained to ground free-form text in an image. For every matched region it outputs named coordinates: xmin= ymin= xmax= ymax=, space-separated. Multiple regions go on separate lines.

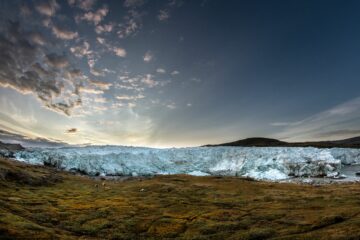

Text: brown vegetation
xmin=1 ymin=157 xmax=360 ymax=239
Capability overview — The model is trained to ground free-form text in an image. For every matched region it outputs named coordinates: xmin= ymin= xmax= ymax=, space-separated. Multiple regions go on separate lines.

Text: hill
xmin=204 ymin=136 xmax=360 ymax=148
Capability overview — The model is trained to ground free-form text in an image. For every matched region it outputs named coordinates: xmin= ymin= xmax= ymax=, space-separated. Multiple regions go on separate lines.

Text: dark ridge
xmin=204 ymin=137 xmax=287 ymax=147
xmin=0 ymin=141 xmax=24 ymax=151
xmin=204 ymin=137 xmax=360 ymax=148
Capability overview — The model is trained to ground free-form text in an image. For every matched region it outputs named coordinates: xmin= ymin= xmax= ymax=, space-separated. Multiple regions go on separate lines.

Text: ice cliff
xmin=12 ymin=146 xmax=360 ymax=180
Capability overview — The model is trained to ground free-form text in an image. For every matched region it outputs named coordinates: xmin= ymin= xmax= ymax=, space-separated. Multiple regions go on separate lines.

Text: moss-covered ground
xmin=1 ymin=157 xmax=360 ymax=239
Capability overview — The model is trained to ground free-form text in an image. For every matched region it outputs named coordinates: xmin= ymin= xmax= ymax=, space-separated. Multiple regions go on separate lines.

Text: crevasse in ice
xmin=13 ymin=146 xmax=360 ymax=180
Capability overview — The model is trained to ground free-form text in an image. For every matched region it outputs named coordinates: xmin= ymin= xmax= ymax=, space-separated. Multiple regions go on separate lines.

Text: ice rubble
xmin=13 ymin=146 xmax=360 ymax=180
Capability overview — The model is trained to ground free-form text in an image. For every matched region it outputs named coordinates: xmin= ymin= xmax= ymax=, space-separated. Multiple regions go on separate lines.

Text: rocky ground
xmin=1 ymin=157 xmax=360 ymax=239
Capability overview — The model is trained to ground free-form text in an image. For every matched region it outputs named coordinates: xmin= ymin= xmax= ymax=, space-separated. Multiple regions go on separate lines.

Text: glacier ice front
xmin=14 ymin=146 xmax=360 ymax=180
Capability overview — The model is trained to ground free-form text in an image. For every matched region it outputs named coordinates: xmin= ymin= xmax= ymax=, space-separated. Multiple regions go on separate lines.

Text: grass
xmin=1 ymin=157 xmax=360 ymax=239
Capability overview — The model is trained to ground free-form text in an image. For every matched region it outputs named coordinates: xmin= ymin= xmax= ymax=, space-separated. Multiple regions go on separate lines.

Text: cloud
xmin=78 ymin=80 xmax=112 ymax=96
xmin=116 ymin=94 xmax=145 ymax=100
xmin=70 ymin=41 xmax=92 ymax=58
xmin=90 ymin=79 xmax=112 ymax=90
xmin=52 ymin=25 xmax=79 ymax=40
xmin=45 ymin=53 xmax=69 ymax=68
xmin=94 ymin=97 xmax=107 ymax=103
xmin=69 ymin=0 xmax=97 ymax=11
xmin=117 ymin=10 xmax=142 ymax=39
xmin=95 ymin=23 xmax=114 ymax=34
xmin=123 ymin=0 xmax=145 ymax=8
xmin=171 ymin=70 xmax=179 ymax=75
xmin=90 ymin=68 xmax=105 ymax=77
xmin=20 ymin=4 xmax=32 ymax=16
xmin=35 ymin=0 xmax=60 ymax=17
xmin=0 ymin=129 xmax=68 ymax=148
xmin=313 ymin=129 xmax=360 ymax=139
xmin=66 ymin=128 xmax=78 ymax=133
xmin=76 ymin=5 xmax=109 ymax=25
xmin=272 ymin=97 xmax=360 ymax=141
xmin=166 ymin=103 xmax=176 ymax=109
xmin=141 ymin=74 xmax=158 ymax=88
xmin=191 ymin=77 xmax=202 ymax=83
xmin=156 ymin=68 xmax=166 ymax=73
xmin=79 ymin=86 xmax=103 ymax=94
xmin=143 ymin=51 xmax=153 ymax=62
xmin=158 ymin=10 xmax=170 ymax=21
xmin=42 ymin=18 xmax=52 ymax=28
xmin=0 ymin=22 xmax=83 ymax=116
xmin=29 ymin=32 xmax=46 ymax=46
xmin=157 ymin=0 xmax=183 ymax=22
xmin=96 ymin=37 xmax=105 ymax=44
xmin=112 ymin=47 xmax=127 ymax=57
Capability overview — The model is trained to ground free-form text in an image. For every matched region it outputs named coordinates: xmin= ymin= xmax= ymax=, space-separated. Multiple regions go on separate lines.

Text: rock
xmin=355 ymin=172 xmax=360 ymax=177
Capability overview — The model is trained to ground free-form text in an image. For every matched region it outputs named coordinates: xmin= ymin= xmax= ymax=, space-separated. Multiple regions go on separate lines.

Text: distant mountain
xmin=204 ymin=137 xmax=360 ymax=148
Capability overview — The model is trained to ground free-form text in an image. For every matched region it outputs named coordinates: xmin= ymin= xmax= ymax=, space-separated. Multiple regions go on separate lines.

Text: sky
xmin=0 ymin=0 xmax=360 ymax=148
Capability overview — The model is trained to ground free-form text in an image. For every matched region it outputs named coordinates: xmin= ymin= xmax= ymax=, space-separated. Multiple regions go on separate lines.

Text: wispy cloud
xmin=0 ymin=129 xmax=68 ymax=148
xmin=272 ymin=97 xmax=360 ymax=141
xmin=116 ymin=94 xmax=145 ymax=100
xmin=166 ymin=102 xmax=176 ymax=109
xmin=90 ymin=79 xmax=112 ymax=90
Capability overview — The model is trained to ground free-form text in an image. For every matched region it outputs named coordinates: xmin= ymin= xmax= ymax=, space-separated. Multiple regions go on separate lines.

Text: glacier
xmin=12 ymin=146 xmax=360 ymax=180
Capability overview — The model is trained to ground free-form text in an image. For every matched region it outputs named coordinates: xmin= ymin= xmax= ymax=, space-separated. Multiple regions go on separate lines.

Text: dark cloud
xmin=20 ymin=4 xmax=32 ymax=16
xmin=0 ymin=21 xmax=83 ymax=115
xmin=29 ymin=32 xmax=46 ymax=46
xmin=66 ymin=128 xmax=78 ymax=133
xmin=0 ymin=129 xmax=68 ymax=148
xmin=66 ymin=128 xmax=78 ymax=134
xmin=45 ymin=53 xmax=69 ymax=68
